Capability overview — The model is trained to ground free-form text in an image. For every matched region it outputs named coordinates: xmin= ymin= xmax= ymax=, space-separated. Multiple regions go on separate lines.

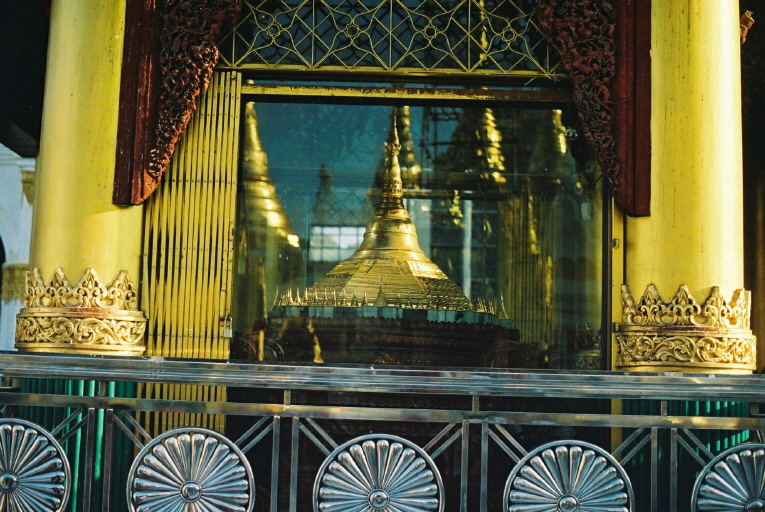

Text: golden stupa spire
xmin=240 ymin=101 xmax=294 ymax=236
xmin=374 ymin=106 xmax=422 ymax=189
xmin=377 ymin=112 xmax=405 ymax=212
xmin=276 ymin=115 xmax=473 ymax=311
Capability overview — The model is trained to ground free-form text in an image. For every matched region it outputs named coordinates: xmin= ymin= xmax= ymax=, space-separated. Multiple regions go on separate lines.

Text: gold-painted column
xmin=15 ymin=0 xmax=145 ymax=356
xmin=615 ymin=0 xmax=754 ymax=373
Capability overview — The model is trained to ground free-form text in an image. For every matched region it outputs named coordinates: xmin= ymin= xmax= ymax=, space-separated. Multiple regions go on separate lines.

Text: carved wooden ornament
xmin=114 ymin=0 xmax=240 ymax=205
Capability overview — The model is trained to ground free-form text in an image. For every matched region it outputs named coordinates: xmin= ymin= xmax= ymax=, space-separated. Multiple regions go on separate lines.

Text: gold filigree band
xmin=615 ymin=284 xmax=756 ymax=374
xmin=15 ymin=267 xmax=146 ymax=356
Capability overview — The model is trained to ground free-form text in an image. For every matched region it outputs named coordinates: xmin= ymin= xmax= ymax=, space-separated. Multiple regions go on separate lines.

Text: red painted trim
xmin=113 ymin=0 xmax=160 ymax=206
xmin=614 ymin=0 xmax=651 ymax=216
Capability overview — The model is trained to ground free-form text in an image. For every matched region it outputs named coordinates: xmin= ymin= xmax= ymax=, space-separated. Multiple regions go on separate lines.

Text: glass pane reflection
xmin=232 ymin=102 xmax=603 ymax=370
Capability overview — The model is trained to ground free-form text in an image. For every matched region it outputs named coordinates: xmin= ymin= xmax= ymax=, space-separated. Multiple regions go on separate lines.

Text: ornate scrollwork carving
xmin=141 ymin=0 xmax=241 ymax=201
xmin=23 ymin=267 xmax=138 ymax=310
xmin=504 ymin=440 xmax=633 ymax=512
xmin=126 ymin=427 xmax=254 ymax=512
xmin=616 ymin=284 xmax=756 ymax=373
xmin=0 ymin=418 xmax=71 ymax=512
xmin=15 ymin=267 xmax=146 ymax=356
xmin=741 ymin=10 xmax=755 ymax=44
xmin=536 ymin=1 xmax=618 ymax=191
xmin=622 ymin=284 xmax=750 ymax=329
xmin=314 ymin=434 xmax=443 ymax=512
xmin=692 ymin=443 xmax=765 ymax=511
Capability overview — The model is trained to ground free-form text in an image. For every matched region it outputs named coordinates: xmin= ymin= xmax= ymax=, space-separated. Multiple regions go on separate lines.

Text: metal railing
xmin=0 ymin=351 xmax=764 ymax=512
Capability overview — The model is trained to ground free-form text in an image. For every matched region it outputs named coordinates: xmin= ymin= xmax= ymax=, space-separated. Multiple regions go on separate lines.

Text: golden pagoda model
xmin=277 ymin=113 xmax=472 ymax=311
xmin=267 ymin=114 xmax=523 ymax=367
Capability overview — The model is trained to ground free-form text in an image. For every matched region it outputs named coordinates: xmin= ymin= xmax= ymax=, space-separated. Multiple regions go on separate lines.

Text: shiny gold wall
xmin=140 ymin=71 xmax=242 ymax=433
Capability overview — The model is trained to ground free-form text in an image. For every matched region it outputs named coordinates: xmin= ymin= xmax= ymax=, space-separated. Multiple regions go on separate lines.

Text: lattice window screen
xmin=140 ymin=71 xmax=242 ymax=433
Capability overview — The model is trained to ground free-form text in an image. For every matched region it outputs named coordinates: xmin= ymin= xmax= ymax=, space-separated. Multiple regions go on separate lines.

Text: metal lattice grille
xmin=218 ymin=0 xmax=561 ymax=80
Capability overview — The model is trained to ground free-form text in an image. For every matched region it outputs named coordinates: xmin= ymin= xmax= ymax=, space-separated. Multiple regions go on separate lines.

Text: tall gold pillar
xmin=15 ymin=0 xmax=146 ymax=356
xmin=615 ymin=0 xmax=754 ymax=373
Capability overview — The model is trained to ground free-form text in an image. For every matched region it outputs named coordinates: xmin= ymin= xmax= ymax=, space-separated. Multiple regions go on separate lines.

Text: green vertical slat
xmin=626 ymin=398 xmax=750 ymax=511
xmin=15 ymin=376 xmax=140 ymax=511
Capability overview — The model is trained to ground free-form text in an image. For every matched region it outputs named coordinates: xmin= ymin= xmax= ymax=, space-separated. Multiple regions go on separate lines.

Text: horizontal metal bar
xmin=1 ymin=391 xmax=762 ymax=430
xmin=217 ymin=64 xmax=567 ymax=85
xmin=2 ymin=352 xmax=765 ymax=401
xmin=241 ymin=83 xmax=571 ymax=105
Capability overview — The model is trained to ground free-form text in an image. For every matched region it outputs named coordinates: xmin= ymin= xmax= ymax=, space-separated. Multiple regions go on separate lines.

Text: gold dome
xmin=277 ymin=115 xmax=473 ymax=310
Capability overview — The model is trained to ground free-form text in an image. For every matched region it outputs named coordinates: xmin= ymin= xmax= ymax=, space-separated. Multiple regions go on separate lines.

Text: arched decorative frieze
xmin=0 ymin=418 xmax=71 ymax=512
xmin=503 ymin=440 xmax=633 ymax=512
xmin=313 ymin=434 xmax=444 ymax=512
xmin=126 ymin=427 xmax=255 ymax=512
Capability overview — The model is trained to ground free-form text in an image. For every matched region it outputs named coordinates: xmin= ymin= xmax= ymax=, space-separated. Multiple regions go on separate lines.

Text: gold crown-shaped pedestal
xmin=15 ymin=267 xmax=146 ymax=356
xmin=615 ymin=284 xmax=755 ymax=374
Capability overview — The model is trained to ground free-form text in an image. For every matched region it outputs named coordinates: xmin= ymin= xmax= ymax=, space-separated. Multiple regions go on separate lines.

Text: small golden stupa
xmin=276 ymin=113 xmax=472 ymax=311
xmin=268 ymin=112 xmax=520 ymax=367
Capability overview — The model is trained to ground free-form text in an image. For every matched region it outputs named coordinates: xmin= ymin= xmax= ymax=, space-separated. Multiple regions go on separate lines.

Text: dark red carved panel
xmin=613 ymin=0 xmax=651 ymax=216
xmin=113 ymin=0 xmax=160 ymax=205
xmin=537 ymin=0 xmax=650 ymax=216
xmin=114 ymin=0 xmax=240 ymax=205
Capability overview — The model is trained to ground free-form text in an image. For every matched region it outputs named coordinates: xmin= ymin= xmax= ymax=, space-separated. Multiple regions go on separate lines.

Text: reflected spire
xmin=243 ymin=102 xmax=269 ymax=179
xmin=442 ymin=107 xmax=506 ymax=183
xmin=241 ymin=102 xmax=295 ymax=236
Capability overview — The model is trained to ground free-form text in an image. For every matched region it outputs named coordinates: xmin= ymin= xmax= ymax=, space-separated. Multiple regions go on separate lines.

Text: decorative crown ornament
xmin=615 ymin=284 xmax=755 ymax=374
xmin=15 ymin=267 xmax=146 ymax=356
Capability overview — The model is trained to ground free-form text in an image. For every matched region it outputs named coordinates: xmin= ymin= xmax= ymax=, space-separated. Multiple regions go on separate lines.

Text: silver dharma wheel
xmin=0 ymin=418 xmax=71 ymax=512
xmin=692 ymin=443 xmax=765 ymax=511
xmin=126 ymin=427 xmax=255 ymax=512
xmin=314 ymin=434 xmax=444 ymax=512
xmin=504 ymin=440 xmax=633 ymax=512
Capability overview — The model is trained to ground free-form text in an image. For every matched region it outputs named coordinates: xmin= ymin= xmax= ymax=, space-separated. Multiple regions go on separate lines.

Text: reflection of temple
xmin=268 ymin=116 xmax=525 ymax=367
xmin=495 ymin=109 xmax=601 ymax=368
xmin=430 ymin=107 xmax=505 ymax=301
xmin=233 ymin=102 xmax=302 ymax=358
xmin=422 ymin=106 xmax=602 ymax=368
xmin=307 ymin=165 xmax=368 ymax=286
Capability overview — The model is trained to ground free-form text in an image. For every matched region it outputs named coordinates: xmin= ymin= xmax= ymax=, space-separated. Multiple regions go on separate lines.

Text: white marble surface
xmin=0 ymin=144 xmax=35 ymax=351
